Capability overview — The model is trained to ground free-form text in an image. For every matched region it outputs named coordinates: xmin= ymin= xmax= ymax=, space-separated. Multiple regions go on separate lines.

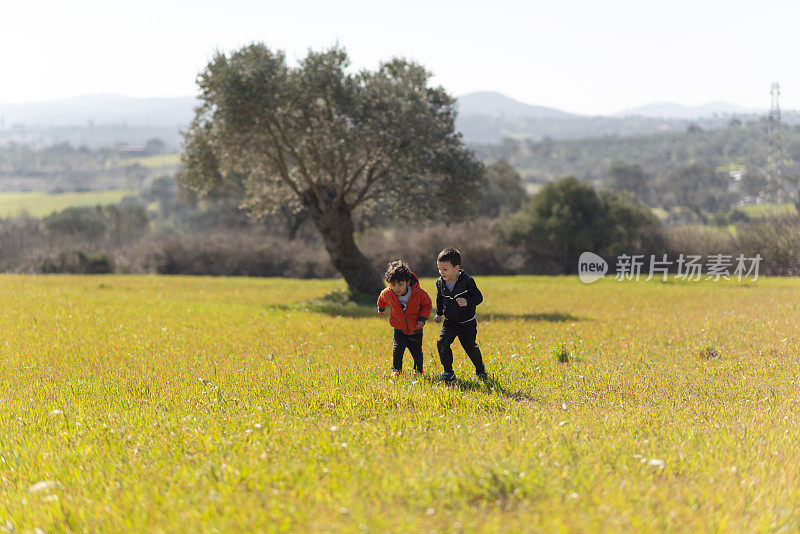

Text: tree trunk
xmin=306 ymin=200 xmax=384 ymax=297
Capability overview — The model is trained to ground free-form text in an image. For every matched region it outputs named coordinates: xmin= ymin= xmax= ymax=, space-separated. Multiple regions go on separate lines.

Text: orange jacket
xmin=377 ymin=272 xmax=432 ymax=335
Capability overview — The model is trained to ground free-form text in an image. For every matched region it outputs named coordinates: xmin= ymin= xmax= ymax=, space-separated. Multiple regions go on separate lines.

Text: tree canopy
xmin=499 ymin=176 xmax=659 ymax=274
xmin=480 ymin=160 xmax=527 ymax=216
xmin=180 ymin=44 xmax=484 ymax=295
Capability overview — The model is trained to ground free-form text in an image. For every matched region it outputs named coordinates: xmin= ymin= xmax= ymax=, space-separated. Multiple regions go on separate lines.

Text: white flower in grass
xmin=29 ymin=481 xmax=58 ymax=494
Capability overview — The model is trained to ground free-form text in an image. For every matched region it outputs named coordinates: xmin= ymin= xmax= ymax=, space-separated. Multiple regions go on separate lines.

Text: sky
xmin=2 ymin=0 xmax=799 ymax=115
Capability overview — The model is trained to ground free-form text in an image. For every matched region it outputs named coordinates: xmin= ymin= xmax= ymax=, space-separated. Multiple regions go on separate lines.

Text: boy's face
xmin=437 ymin=261 xmax=459 ymax=282
xmin=390 ymin=280 xmax=409 ymax=295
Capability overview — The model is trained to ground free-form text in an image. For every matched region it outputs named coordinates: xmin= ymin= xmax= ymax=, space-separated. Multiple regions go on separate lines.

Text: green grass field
xmin=2 ymin=275 xmax=800 ymax=531
xmin=122 ymin=153 xmax=181 ymax=168
xmin=740 ymin=203 xmax=798 ymax=218
xmin=0 ymin=190 xmax=133 ymax=217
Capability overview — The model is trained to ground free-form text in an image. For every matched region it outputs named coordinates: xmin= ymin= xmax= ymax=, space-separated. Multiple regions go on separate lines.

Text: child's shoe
xmin=439 ymin=371 xmax=456 ymax=384
xmin=391 ymin=368 xmax=401 ymax=377
xmin=413 ymin=369 xmax=424 ymax=377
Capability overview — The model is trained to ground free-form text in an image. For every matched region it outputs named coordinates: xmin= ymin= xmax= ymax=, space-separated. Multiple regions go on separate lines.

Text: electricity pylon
xmin=766 ymin=82 xmax=798 ymax=208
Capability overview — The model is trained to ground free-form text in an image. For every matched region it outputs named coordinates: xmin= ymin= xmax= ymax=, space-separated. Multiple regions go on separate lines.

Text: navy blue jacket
xmin=435 ymin=270 xmax=483 ymax=324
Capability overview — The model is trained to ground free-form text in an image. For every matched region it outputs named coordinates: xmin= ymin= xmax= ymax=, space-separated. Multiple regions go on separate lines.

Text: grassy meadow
xmin=740 ymin=203 xmax=798 ymax=218
xmin=0 ymin=190 xmax=132 ymax=218
xmin=121 ymin=153 xmax=181 ymax=169
xmin=2 ymin=274 xmax=800 ymax=532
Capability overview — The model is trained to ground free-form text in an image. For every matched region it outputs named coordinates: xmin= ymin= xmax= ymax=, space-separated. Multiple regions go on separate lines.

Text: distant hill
xmin=0 ymin=95 xmax=197 ymax=128
xmin=0 ymin=92 xmax=789 ymax=148
xmin=614 ymin=101 xmax=763 ymax=119
xmin=453 ymin=93 xmax=783 ymax=143
xmin=471 ymin=116 xmax=800 ymax=185
xmin=0 ymin=95 xmax=197 ymax=150
xmin=457 ymin=91 xmax=574 ymax=119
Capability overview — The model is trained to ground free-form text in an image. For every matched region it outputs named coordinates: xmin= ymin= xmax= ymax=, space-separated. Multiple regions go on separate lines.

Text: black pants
xmin=437 ymin=319 xmax=485 ymax=375
xmin=392 ymin=329 xmax=424 ymax=372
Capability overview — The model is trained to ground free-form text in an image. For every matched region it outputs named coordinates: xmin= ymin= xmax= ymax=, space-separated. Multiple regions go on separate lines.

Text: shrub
xmin=40 ymin=250 xmax=113 ymax=274
xmin=360 ymin=219 xmax=522 ymax=277
xmin=43 ymin=204 xmax=149 ymax=242
xmin=147 ymin=231 xmax=336 ymax=278
xmin=497 ymin=177 xmax=661 ymax=274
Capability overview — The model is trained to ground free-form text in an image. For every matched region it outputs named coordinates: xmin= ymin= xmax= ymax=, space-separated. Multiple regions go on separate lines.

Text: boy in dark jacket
xmin=377 ymin=260 xmax=432 ymax=376
xmin=433 ymin=248 xmax=487 ymax=383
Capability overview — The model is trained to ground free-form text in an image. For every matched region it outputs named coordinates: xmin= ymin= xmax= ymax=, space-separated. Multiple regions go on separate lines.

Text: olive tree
xmin=180 ymin=44 xmax=484 ymax=296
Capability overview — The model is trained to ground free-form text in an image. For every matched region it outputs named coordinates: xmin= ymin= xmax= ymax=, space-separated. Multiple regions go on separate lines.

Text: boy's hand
xmin=456 ymin=298 xmax=467 ymax=307
xmin=378 ymin=309 xmax=384 ymax=317
xmin=416 ymin=320 xmax=424 ymax=329
xmin=433 ymin=315 xmax=442 ymax=323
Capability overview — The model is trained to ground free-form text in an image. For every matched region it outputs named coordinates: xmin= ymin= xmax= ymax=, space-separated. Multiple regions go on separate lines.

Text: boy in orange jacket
xmin=377 ymin=260 xmax=432 ymax=376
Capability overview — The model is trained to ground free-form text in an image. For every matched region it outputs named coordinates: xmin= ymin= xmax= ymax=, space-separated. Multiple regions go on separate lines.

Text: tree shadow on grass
xmin=420 ymin=374 xmax=542 ymax=403
xmin=272 ymin=292 xmax=587 ymax=323
xmin=268 ymin=290 xmax=377 ymax=318
xmin=483 ymin=311 xmax=586 ymax=323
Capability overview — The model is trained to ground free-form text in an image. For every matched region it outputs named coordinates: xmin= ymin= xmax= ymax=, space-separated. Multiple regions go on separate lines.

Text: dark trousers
xmin=392 ymin=329 xmax=424 ymax=372
xmin=437 ymin=319 xmax=485 ymax=375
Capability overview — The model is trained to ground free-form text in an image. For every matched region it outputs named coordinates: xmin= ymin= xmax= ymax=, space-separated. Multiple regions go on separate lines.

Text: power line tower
xmin=767 ymin=82 xmax=781 ymax=172
xmin=766 ymin=82 xmax=789 ymax=202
